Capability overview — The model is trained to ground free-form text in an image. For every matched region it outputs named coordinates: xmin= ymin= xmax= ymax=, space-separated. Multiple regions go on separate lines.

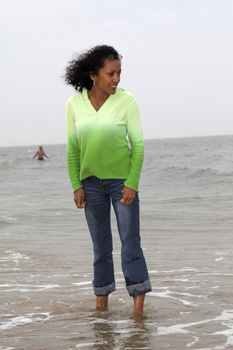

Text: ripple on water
xmin=0 ymin=250 xmax=30 ymax=272
xmin=0 ymin=284 xmax=60 ymax=293
xmin=148 ymin=309 xmax=233 ymax=349
xmin=0 ymin=312 xmax=51 ymax=331
xmin=148 ymin=288 xmax=204 ymax=307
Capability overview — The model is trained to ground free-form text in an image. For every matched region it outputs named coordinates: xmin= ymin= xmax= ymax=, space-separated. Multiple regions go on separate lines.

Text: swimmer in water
xmin=32 ymin=146 xmax=49 ymax=160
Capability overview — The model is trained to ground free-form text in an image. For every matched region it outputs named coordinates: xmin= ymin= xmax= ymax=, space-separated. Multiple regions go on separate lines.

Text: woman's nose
xmin=113 ymin=75 xmax=120 ymax=83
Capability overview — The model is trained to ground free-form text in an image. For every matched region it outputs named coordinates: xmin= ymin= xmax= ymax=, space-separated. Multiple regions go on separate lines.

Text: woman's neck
xmin=88 ymin=86 xmax=110 ymax=110
xmin=89 ymin=86 xmax=109 ymax=100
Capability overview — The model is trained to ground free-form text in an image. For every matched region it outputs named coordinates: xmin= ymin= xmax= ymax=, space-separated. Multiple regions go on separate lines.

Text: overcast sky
xmin=0 ymin=0 xmax=232 ymax=147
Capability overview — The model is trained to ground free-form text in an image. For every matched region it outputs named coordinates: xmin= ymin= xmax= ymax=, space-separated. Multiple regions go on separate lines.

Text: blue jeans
xmin=82 ymin=176 xmax=152 ymax=297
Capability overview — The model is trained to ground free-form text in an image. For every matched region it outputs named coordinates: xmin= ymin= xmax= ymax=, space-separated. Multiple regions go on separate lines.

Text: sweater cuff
xmin=72 ymin=183 xmax=83 ymax=192
xmin=124 ymin=179 xmax=139 ymax=192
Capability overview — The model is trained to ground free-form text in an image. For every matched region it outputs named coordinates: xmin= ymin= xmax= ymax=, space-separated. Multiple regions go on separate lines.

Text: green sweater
xmin=66 ymin=88 xmax=144 ymax=192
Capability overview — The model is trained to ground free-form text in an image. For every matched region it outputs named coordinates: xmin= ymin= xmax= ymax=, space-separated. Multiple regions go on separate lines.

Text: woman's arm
xmin=124 ymin=97 xmax=144 ymax=192
xmin=66 ymin=100 xmax=83 ymax=192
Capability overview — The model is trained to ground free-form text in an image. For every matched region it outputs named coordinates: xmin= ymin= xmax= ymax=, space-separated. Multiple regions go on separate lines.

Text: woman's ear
xmin=89 ymin=71 xmax=95 ymax=82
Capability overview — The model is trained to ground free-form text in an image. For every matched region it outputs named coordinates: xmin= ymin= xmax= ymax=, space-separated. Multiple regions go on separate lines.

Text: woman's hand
xmin=120 ymin=187 xmax=136 ymax=205
xmin=74 ymin=188 xmax=86 ymax=209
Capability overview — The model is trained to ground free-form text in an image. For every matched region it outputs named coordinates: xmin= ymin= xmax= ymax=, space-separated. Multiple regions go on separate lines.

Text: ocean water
xmin=0 ymin=135 xmax=233 ymax=350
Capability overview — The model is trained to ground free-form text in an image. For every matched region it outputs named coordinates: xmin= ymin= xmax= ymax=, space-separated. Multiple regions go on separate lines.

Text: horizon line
xmin=0 ymin=133 xmax=233 ymax=148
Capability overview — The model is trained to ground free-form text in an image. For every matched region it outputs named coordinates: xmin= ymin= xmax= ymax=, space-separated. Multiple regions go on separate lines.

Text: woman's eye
xmin=107 ymin=71 xmax=121 ymax=77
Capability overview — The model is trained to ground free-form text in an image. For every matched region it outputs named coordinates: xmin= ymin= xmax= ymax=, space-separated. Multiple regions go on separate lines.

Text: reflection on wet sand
xmin=90 ymin=313 xmax=151 ymax=350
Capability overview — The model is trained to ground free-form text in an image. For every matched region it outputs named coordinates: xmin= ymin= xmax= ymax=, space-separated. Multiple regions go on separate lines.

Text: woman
xmin=65 ymin=45 xmax=151 ymax=317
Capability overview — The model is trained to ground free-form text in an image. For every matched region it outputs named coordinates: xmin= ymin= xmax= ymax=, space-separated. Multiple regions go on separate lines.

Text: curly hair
xmin=64 ymin=45 xmax=122 ymax=92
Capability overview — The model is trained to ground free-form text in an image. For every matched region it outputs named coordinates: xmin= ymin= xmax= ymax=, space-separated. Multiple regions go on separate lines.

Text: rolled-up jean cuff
xmin=127 ymin=279 xmax=152 ymax=297
xmin=93 ymin=281 xmax=116 ymax=296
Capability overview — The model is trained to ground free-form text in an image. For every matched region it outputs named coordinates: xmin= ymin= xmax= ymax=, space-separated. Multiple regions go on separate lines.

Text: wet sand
xmin=1 ymin=222 xmax=233 ymax=350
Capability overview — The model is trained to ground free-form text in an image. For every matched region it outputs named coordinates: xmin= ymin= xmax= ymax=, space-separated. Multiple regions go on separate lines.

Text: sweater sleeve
xmin=124 ymin=97 xmax=144 ymax=191
xmin=66 ymin=100 xmax=83 ymax=192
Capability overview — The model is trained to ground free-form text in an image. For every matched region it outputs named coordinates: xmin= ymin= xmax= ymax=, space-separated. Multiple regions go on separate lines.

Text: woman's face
xmin=91 ymin=58 xmax=121 ymax=95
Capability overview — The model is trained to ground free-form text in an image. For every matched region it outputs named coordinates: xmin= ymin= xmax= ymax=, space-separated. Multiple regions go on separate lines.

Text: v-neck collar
xmin=83 ymin=88 xmax=113 ymax=113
